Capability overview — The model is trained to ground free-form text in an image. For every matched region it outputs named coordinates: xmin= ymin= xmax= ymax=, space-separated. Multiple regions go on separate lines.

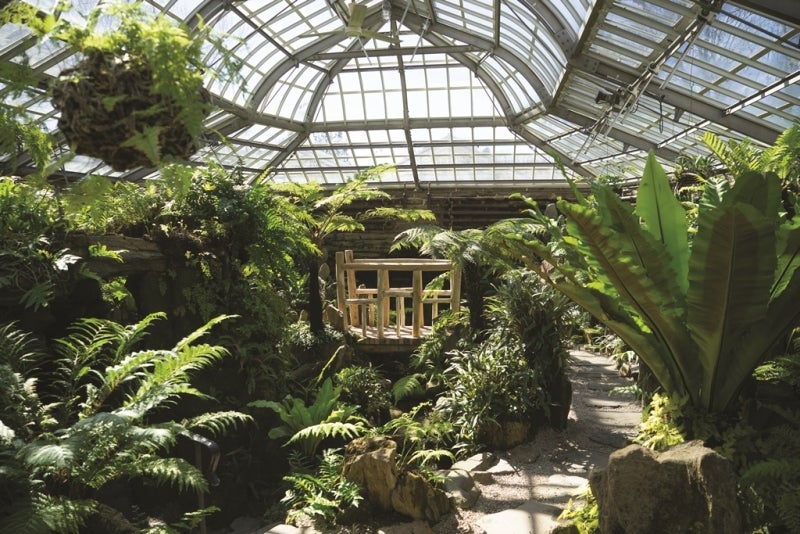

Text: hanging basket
xmin=51 ymin=52 xmax=209 ymax=171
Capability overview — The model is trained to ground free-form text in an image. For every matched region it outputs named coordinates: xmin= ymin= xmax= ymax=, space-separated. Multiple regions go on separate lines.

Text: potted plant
xmin=2 ymin=1 xmax=238 ymax=170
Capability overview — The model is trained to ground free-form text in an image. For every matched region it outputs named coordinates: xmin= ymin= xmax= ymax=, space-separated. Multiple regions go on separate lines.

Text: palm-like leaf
xmin=636 ymin=151 xmax=690 ymax=291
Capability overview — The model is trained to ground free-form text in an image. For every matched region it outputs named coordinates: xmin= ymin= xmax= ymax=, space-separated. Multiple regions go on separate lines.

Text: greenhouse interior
xmin=1 ymin=0 xmax=799 ymax=532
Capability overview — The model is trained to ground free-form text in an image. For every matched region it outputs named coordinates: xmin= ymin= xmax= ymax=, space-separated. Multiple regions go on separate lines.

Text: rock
xmin=451 ymin=452 xmax=498 ymax=472
xmin=478 ymin=420 xmax=531 ymax=450
xmin=377 ymin=519 xmax=435 ymax=534
xmin=343 ymin=437 xmax=399 ymax=510
xmin=391 ymin=471 xmax=452 ymax=523
xmin=485 ymin=458 xmax=516 ymax=475
xmin=439 ymin=468 xmax=481 ymax=509
xmin=228 ymin=515 xmax=263 ymax=533
xmin=476 ymin=499 xmax=563 ymax=534
xmin=589 ymin=440 xmax=742 ymax=534
xmin=531 ymin=474 xmax=589 ymax=502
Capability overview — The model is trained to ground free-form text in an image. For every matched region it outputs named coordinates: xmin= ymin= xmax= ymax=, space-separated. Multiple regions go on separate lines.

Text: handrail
xmin=335 ymin=250 xmax=461 ymax=340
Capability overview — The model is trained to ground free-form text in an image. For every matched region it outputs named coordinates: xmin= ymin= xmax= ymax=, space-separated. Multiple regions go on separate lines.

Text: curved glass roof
xmin=1 ymin=0 xmax=799 ymax=189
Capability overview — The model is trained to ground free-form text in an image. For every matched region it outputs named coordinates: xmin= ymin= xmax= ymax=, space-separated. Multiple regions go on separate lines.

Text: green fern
xmin=392 ymin=373 xmax=425 ymax=403
xmin=251 ymin=377 xmax=363 ymax=457
xmin=281 ymin=448 xmax=363 ymax=527
xmin=0 ymin=316 xmax=251 ymax=532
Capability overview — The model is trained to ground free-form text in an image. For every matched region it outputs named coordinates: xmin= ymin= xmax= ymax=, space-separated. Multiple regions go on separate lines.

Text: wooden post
xmin=376 ymin=268 xmax=386 ymax=339
xmin=450 ymin=264 xmax=462 ymax=313
xmin=345 ymin=250 xmax=359 ymax=326
xmin=335 ymin=251 xmax=348 ymax=330
xmin=412 ymin=270 xmax=423 ymax=338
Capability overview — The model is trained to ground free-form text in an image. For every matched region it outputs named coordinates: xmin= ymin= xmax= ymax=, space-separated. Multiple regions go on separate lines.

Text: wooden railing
xmin=335 ymin=250 xmax=461 ymax=341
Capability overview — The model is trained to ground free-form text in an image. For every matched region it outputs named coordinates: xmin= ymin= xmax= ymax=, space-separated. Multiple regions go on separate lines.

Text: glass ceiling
xmin=1 ymin=0 xmax=799 ymax=189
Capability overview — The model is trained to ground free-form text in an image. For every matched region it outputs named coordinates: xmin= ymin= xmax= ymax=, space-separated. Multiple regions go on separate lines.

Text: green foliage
xmin=633 ymin=393 xmax=687 ymax=451
xmin=281 ymin=448 xmax=363 ymax=527
xmin=2 ymin=0 xmax=240 ymax=148
xmin=250 ymin=378 xmax=366 ymax=458
xmin=377 ymin=402 xmax=459 ymax=470
xmin=0 ymin=314 xmax=251 ymax=533
xmin=275 ymin=165 xmax=435 ymax=333
xmin=61 ymin=175 xmax=161 ymax=235
xmin=334 ymin=365 xmax=391 ymax=424
xmin=436 ymin=339 xmax=543 ymax=444
xmin=500 ymin=149 xmax=800 ymax=420
xmin=0 ymin=177 xmax=80 ymax=311
xmin=0 ymin=105 xmax=56 ymax=176
xmin=559 ymin=486 xmax=599 ymax=534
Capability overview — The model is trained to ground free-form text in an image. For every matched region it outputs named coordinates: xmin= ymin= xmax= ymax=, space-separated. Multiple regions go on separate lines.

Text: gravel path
xmin=427 ymin=349 xmax=643 ymax=533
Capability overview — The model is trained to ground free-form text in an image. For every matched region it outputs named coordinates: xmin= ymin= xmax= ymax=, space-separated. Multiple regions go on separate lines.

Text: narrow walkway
xmin=430 ymin=348 xmax=643 ymax=533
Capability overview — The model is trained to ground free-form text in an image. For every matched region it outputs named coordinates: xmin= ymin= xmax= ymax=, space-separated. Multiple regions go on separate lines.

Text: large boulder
xmin=589 ymin=440 xmax=741 ymax=534
xmin=391 ymin=471 xmax=451 ymax=523
xmin=342 ymin=437 xmax=398 ymax=510
xmin=342 ymin=437 xmax=452 ymax=523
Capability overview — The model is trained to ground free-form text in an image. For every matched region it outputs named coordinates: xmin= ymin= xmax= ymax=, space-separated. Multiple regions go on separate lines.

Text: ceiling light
xmin=656 ymin=120 xmax=710 ymax=149
xmin=723 ymin=70 xmax=800 ymax=116
xmin=382 ymin=0 xmax=391 ymax=21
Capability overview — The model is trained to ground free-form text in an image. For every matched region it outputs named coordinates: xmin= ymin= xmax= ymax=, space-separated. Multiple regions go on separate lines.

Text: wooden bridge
xmin=335 ymin=250 xmax=461 ymax=351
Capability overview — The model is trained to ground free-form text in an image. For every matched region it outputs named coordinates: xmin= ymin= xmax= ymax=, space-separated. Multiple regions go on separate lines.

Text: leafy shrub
xmin=0 ymin=177 xmax=77 ymax=312
xmin=334 ymin=365 xmax=391 ymax=424
xmin=436 ymin=339 xmax=543 ymax=444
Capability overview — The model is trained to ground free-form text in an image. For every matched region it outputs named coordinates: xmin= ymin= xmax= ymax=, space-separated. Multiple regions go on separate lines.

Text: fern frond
xmin=392 ymin=374 xmax=425 ymax=403
xmin=132 ymin=456 xmax=208 ymax=493
xmin=286 ymin=421 xmax=365 ymax=451
xmin=407 ymin=448 xmax=455 ymax=468
xmin=742 ymin=458 xmax=800 ymax=485
xmin=184 ymin=411 xmax=252 ymax=436
xmin=122 ymin=422 xmax=184 ymax=451
xmin=80 ymin=349 xmax=163 ymax=417
xmin=775 ymin=483 xmax=800 ymax=534
xmin=33 ymin=494 xmax=97 ymax=534
xmin=0 ymin=322 xmax=45 ymax=370
xmin=172 ymin=314 xmax=234 ymax=351
xmin=20 ymin=442 xmax=75 ymax=469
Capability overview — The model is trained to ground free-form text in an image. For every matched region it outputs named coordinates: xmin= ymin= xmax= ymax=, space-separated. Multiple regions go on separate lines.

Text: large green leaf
xmin=686 ymin=203 xmax=776 ymax=412
xmin=635 ymin=152 xmax=690 ymax=293
xmin=772 ymin=220 xmax=800 ymax=299
xmin=550 ymin=277 xmax=688 ymax=398
xmin=722 ymin=171 xmax=781 ymax=219
xmin=557 ymin=194 xmax=697 ymax=385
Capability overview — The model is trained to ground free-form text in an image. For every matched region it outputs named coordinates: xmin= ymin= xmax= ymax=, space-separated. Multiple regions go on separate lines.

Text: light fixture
xmin=723 ymin=69 xmax=800 ymax=116
xmin=579 ymin=149 xmax=643 ymax=166
xmin=382 ymin=0 xmax=391 ymax=21
xmin=595 ymin=90 xmax=619 ymax=107
xmin=656 ymin=119 xmax=710 ymax=149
